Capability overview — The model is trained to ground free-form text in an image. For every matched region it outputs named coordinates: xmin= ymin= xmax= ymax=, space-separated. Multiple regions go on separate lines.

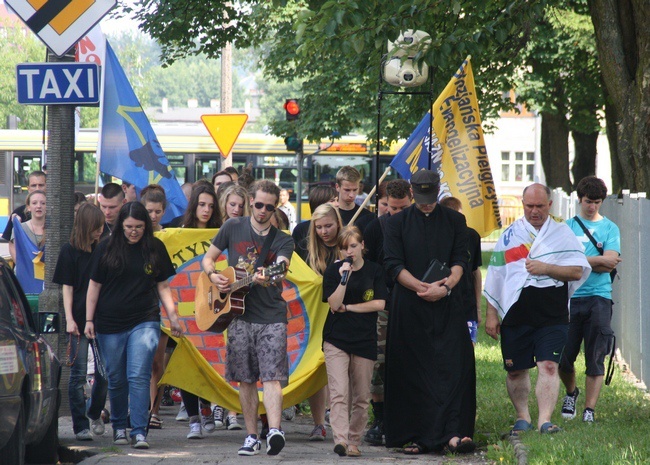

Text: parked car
xmin=0 ymin=258 xmax=61 ymax=465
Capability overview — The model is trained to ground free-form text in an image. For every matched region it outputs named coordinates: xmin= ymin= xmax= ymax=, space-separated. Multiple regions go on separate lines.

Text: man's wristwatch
xmin=442 ymin=284 xmax=452 ymax=297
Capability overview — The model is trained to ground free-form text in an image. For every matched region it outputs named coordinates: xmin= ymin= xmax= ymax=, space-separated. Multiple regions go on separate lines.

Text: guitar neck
xmin=231 ymin=273 xmax=256 ymax=292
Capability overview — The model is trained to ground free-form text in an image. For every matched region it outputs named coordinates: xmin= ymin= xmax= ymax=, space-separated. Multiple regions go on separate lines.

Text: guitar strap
xmin=254 ymin=226 xmax=278 ymax=269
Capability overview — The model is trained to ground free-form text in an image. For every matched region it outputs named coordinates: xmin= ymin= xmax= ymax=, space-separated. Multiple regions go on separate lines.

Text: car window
xmin=0 ymin=265 xmax=34 ymax=332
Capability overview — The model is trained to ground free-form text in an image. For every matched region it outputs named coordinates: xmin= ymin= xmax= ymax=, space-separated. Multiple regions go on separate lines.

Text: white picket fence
xmin=550 ymin=189 xmax=650 ymax=389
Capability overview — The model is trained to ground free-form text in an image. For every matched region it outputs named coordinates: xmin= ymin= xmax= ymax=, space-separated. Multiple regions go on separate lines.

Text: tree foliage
xmin=514 ymin=3 xmax=603 ymax=192
xmin=128 ymin=0 xmax=548 ymax=143
xmin=0 ymin=22 xmax=48 ymax=129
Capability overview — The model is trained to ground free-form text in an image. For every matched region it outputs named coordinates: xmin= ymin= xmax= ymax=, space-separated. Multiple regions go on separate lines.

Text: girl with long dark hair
xmin=85 ymin=202 xmax=182 ymax=450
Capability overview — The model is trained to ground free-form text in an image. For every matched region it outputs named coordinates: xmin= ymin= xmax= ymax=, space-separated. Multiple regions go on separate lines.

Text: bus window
xmin=195 ymin=157 xmax=219 ymax=182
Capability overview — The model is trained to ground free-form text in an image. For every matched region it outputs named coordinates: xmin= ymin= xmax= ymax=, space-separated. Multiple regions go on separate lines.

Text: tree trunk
xmin=588 ymin=0 xmax=650 ymax=193
xmin=40 ymin=50 xmax=76 ymax=416
xmin=540 ymin=112 xmax=572 ymax=193
xmin=571 ymin=131 xmax=599 ymax=188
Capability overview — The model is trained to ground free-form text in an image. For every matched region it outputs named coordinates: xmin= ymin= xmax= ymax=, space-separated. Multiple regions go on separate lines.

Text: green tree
xmin=0 ymin=22 xmax=47 ymax=129
xmin=515 ymin=4 xmax=603 ymax=193
xmin=129 ymin=0 xmax=546 ymax=143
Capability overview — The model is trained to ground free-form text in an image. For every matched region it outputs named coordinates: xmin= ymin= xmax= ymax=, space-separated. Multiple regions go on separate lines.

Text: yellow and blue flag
xmin=390 ymin=56 xmax=502 ymax=237
xmin=100 ymin=42 xmax=187 ymax=222
xmin=12 ymin=217 xmax=44 ymax=294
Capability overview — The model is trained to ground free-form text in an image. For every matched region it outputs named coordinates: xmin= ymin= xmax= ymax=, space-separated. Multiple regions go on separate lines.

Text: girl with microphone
xmin=321 ymin=226 xmax=387 ymax=457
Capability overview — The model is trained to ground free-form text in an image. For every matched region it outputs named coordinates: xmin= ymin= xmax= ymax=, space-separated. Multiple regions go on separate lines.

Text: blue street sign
xmin=16 ymin=62 xmax=100 ymax=105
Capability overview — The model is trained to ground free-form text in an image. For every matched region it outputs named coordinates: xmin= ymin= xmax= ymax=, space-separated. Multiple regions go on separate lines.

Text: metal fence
xmin=550 ymin=190 xmax=650 ymax=389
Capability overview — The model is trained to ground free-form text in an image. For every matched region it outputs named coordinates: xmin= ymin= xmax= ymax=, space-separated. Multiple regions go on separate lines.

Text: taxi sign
xmin=201 ymin=114 xmax=249 ymax=158
xmin=6 ymin=0 xmax=116 ymax=57
xmin=17 ymin=62 xmax=100 ymax=105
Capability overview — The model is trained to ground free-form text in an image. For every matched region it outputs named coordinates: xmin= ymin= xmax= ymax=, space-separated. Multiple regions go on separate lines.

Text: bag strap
xmin=255 ymin=226 xmax=278 ymax=270
xmin=605 ymin=334 xmax=616 ymax=386
xmin=573 ymin=216 xmax=604 ymax=255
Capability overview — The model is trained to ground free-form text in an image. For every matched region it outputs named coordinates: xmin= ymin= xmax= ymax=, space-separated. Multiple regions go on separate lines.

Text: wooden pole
xmin=349 ymin=166 xmax=391 ymax=226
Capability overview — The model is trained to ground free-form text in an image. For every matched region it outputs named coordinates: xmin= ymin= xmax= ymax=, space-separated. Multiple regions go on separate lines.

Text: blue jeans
xmin=68 ymin=334 xmax=108 ymax=434
xmin=96 ymin=321 xmax=160 ymax=437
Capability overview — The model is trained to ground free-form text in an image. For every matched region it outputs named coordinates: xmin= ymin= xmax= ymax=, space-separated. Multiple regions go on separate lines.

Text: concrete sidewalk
xmin=58 ymin=406 xmax=490 ymax=465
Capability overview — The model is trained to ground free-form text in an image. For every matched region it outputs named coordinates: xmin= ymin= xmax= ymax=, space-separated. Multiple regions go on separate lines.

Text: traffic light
xmin=284 ymin=99 xmax=300 ymax=121
xmin=284 ymin=134 xmax=303 ymax=152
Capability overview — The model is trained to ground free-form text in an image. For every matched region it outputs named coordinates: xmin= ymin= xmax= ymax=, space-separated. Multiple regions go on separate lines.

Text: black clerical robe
xmin=383 ymin=203 xmax=476 ymax=452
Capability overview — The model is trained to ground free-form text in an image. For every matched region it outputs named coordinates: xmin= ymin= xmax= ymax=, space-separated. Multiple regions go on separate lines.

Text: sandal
xmin=149 ymin=414 xmax=163 ymax=429
xmin=403 ymin=443 xmax=428 ymax=455
xmin=447 ymin=437 xmax=476 ymax=454
xmin=347 ymin=446 xmax=361 ymax=457
xmin=510 ymin=419 xmax=534 ymax=436
xmin=539 ymin=422 xmax=563 ymax=434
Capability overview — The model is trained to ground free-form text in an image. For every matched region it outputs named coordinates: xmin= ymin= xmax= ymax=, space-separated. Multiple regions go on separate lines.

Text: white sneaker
xmin=200 ymin=405 xmax=215 ymax=433
xmin=76 ymin=429 xmax=92 ymax=441
xmin=266 ymin=428 xmax=285 ymax=455
xmin=176 ymin=402 xmax=189 ymax=421
xmin=187 ymin=420 xmax=203 ymax=439
xmin=226 ymin=415 xmax=242 ymax=430
xmin=238 ymin=435 xmax=261 ymax=456
xmin=131 ymin=433 xmax=149 ymax=449
xmin=88 ymin=416 xmax=105 ymax=436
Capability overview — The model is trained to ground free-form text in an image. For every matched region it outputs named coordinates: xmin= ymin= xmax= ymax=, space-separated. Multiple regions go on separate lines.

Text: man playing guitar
xmin=202 ymin=180 xmax=294 ymax=457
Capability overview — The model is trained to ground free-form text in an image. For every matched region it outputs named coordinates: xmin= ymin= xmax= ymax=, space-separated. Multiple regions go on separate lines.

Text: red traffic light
xmin=284 ymin=99 xmax=300 ymax=120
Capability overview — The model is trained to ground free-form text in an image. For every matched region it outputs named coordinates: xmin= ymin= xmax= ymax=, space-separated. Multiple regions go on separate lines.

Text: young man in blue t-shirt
xmin=560 ymin=176 xmax=622 ymax=423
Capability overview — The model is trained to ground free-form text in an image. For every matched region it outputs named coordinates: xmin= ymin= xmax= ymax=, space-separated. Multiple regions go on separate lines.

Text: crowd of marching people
xmin=7 ymin=163 xmax=619 ymax=456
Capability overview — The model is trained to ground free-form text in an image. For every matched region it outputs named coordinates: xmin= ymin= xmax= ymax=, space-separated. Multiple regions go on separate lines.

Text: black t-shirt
xmin=2 ymin=205 xmax=28 ymax=242
xmin=292 ymin=220 xmax=310 ymax=262
xmin=459 ymin=227 xmax=482 ymax=321
xmin=502 ymin=283 xmax=569 ymax=327
xmin=339 ymin=204 xmax=373 ymax=229
xmin=52 ymin=243 xmax=94 ymax=329
xmin=88 ymin=237 xmax=176 ymax=334
xmin=322 ymin=259 xmax=388 ymax=360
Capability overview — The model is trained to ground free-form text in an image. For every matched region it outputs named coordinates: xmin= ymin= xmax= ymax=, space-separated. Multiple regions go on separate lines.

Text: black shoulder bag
xmin=573 ymin=215 xmax=617 ymax=386
xmin=572 ymin=216 xmax=617 ymax=283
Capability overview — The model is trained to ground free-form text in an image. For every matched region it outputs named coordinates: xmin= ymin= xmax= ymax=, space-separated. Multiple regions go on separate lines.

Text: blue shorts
xmin=500 ymin=324 xmax=568 ymax=371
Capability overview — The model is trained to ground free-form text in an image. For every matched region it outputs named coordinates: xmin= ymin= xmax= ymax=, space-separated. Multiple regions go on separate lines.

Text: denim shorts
xmin=225 ymin=318 xmax=288 ymax=384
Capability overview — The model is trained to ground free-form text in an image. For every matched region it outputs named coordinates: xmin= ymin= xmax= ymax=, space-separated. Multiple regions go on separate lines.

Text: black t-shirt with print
xmin=322 ymin=259 xmax=388 ymax=360
xmin=88 ymin=237 xmax=175 ymax=334
xmin=212 ymin=216 xmax=295 ymax=324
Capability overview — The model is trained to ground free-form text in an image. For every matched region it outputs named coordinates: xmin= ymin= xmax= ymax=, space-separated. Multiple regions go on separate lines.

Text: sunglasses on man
xmin=253 ymin=202 xmax=276 ymax=212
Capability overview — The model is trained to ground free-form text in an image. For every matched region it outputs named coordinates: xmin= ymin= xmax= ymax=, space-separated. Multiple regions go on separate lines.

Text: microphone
xmin=341 ymin=257 xmax=354 ymax=285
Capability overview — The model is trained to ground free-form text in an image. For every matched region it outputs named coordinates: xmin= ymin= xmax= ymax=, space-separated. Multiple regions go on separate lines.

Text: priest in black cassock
xmin=383 ymin=169 xmax=476 ymax=455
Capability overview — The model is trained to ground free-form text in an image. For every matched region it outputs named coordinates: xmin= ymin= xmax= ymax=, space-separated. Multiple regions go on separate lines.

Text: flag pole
xmin=349 ymin=166 xmax=391 ymax=226
xmin=93 ymin=39 xmax=108 ymax=206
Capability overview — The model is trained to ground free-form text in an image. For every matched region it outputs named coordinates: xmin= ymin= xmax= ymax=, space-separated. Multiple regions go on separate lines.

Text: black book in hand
xmin=421 ymin=259 xmax=451 ymax=283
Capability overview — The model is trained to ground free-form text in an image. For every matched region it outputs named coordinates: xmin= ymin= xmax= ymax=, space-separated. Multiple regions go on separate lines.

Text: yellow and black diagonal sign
xmin=26 ymin=0 xmax=93 ymax=34
xmin=6 ymin=0 xmax=115 ymax=57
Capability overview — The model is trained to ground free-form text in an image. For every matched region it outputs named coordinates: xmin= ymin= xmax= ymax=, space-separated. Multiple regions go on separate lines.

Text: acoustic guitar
xmin=194 ymin=262 xmax=287 ymax=333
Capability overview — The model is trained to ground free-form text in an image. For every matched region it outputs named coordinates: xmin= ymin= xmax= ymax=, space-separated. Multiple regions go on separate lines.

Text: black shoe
xmin=364 ymin=420 xmax=384 ymax=446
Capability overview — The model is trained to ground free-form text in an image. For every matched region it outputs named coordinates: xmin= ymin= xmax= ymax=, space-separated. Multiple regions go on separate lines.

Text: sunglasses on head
xmin=253 ymin=202 xmax=276 ymax=212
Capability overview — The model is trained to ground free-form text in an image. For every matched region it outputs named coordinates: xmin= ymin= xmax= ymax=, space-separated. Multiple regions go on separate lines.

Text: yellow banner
xmin=432 ymin=57 xmax=501 ymax=237
xmin=155 ymin=228 xmax=328 ymax=412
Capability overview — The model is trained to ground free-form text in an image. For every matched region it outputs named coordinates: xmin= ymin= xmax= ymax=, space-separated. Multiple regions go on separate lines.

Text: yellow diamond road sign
xmin=6 ymin=0 xmax=116 ymax=57
xmin=201 ymin=114 xmax=249 ymax=158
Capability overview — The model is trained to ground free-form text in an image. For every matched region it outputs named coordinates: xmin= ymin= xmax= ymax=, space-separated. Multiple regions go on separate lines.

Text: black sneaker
xmin=364 ymin=420 xmax=384 ymax=445
xmin=238 ymin=434 xmax=261 ymax=456
xmin=582 ymin=408 xmax=595 ymax=423
xmin=266 ymin=428 xmax=285 ymax=455
xmin=561 ymin=387 xmax=580 ymax=420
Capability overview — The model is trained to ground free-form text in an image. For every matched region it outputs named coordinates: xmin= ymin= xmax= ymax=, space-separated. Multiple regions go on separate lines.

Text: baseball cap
xmin=411 ymin=169 xmax=440 ymax=204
